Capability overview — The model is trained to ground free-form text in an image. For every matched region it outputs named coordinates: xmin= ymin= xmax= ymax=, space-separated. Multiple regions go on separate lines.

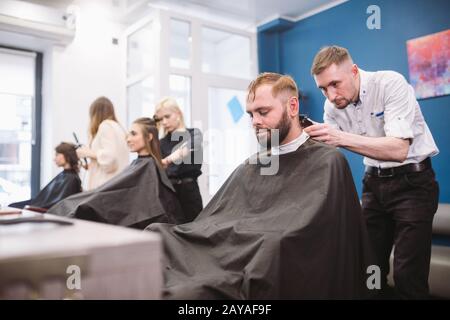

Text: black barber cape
xmin=48 ymin=156 xmax=183 ymax=229
xmin=146 ymin=139 xmax=375 ymax=299
xmin=9 ymin=169 xmax=82 ymax=209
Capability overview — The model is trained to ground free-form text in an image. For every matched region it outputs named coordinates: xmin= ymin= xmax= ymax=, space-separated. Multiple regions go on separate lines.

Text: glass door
xmin=0 ymin=48 xmax=38 ymax=206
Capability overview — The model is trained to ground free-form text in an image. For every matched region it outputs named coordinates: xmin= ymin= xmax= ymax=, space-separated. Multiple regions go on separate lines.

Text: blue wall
xmin=258 ymin=0 xmax=450 ymax=202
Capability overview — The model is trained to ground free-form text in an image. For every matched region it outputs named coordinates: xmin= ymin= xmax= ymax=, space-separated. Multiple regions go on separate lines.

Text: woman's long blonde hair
xmin=154 ymin=97 xmax=186 ymax=137
xmin=89 ymin=96 xmax=118 ymax=139
xmin=133 ymin=117 xmax=163 ymax=168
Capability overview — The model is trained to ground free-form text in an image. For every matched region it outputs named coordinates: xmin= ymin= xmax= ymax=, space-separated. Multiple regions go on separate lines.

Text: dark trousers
xmin=362 ymin=168 xmax=439 ymax=299
xmin=173 ymin=180 xmax=203 ymax=223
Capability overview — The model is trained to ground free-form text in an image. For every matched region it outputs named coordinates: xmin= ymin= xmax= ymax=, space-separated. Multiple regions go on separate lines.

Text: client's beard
xmin=256 ymin=109 xmax=291 ymax=150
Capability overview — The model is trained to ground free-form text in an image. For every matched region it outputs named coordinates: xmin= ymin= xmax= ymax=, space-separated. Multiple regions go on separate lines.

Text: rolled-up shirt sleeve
xmin=382 ymin=74 xmax=414 ymax=140
xmin=95 ymin=122 xmax=119 ymax=173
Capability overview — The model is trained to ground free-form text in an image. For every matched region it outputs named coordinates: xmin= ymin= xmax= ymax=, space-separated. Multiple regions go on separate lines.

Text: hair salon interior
xmin=0 ymin=0 xmax=449 ymax=300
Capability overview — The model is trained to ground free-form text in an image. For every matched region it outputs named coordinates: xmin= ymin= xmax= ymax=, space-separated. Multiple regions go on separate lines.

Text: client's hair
xmin=55 ymin=142 xmax=80 ymax=172
xmin=247 ymin=72 xmax=298 ymax=104
xmin=133 ymin=117 xmax=163 ymax=167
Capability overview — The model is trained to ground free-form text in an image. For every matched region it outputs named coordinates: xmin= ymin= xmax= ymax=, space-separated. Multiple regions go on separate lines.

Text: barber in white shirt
xmin=305 ymin=46 xmax=439 ymax=299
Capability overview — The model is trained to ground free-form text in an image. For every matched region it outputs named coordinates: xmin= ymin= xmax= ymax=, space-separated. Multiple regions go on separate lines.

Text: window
xmin=170 ymin=19 xmax=191 ymax=69
xmin=127 ymin=76 xmax=155 ymax=126
xmin=208 ymin=87 xmax=255 ymax=195
xmin=125 ymin=11 xmax=256 ymax=203
xmin=126 ymin=19 xmax=157 ymax=126
xmin=169 ymin=75 xmax=191 ymax=126
xmin=202 ymin=27 xmax=252 ymax=78
xmin=0 ymin=48 xmax=41 ymax=204
xmin=127 ymin=21 xmax=155 ymax=78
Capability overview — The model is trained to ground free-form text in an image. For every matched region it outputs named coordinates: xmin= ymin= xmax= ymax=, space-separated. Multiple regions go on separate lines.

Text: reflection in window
xmin=170 ymin=19 xmax=191 ymax=69
xmin=202 ymin=27 xmax=251 ymax=79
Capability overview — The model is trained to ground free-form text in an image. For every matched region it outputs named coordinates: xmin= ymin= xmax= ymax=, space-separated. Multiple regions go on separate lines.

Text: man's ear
xmin=351 ymin=64 xmax=359 ymax=77
xmin=287 ymin=96 xmax=299 ymax=117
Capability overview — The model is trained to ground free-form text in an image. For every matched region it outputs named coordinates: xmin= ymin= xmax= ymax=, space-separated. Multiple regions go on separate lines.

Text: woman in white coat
xmin=76 ymin=96 xmax=129 ymax=190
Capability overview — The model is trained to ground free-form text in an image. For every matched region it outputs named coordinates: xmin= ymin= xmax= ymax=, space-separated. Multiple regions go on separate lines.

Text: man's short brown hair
xmin=310 ymin=46 xmax=353 ymax=75
xmin=247 ymin=72 xmax=298 ymax=103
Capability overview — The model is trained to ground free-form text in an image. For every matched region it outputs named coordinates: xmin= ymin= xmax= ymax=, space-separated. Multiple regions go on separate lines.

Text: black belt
xmin=170 ymin=177 xmax=196 ymax=185
xmin=365 ymin=158 xmax=431 ymax=178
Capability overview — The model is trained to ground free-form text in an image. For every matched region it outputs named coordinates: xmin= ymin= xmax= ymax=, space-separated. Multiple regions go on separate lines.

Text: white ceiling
xmin=19 ymin=0 xmax=347 ymax=28
xmin=149 ymin=0 xmax=346 ymax=25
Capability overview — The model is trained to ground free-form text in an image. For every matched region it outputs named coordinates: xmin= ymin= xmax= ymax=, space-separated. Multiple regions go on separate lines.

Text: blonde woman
xmin=76 ymin=96 xmax=129 ymax=190
xmin=154 ymin=97 xmax=203 ymax=223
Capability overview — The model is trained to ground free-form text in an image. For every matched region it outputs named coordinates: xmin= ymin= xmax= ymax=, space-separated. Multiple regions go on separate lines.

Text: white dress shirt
xmin=323 ymin=68 xmax=439 ymax=168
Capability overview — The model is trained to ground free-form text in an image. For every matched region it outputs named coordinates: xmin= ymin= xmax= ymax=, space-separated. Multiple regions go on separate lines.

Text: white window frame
xmin=125 ymin=9 xmax=258 ymax=204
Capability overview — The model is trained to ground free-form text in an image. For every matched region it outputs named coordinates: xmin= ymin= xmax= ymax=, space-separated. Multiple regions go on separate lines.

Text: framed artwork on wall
xmin=406 ymin=29 xmax=449 ymax=99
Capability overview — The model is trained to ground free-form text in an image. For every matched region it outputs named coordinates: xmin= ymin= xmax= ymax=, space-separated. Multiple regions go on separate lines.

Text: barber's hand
xmin=81 ymin=162 xmax=89 ymax=170
xmin=303 ymin=123 xmax=344 ymax=147
xmin=76 ymin=146 xmax=96 ymax=159
xmin=161 ymin=157 xmax=170 ymax=169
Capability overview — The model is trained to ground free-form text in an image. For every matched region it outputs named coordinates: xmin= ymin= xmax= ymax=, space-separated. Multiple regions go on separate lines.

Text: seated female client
xmin=47 ymin=118 xmax=183 ymax=229
xmin=9 ymin=142 xmax=82 ymax=210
